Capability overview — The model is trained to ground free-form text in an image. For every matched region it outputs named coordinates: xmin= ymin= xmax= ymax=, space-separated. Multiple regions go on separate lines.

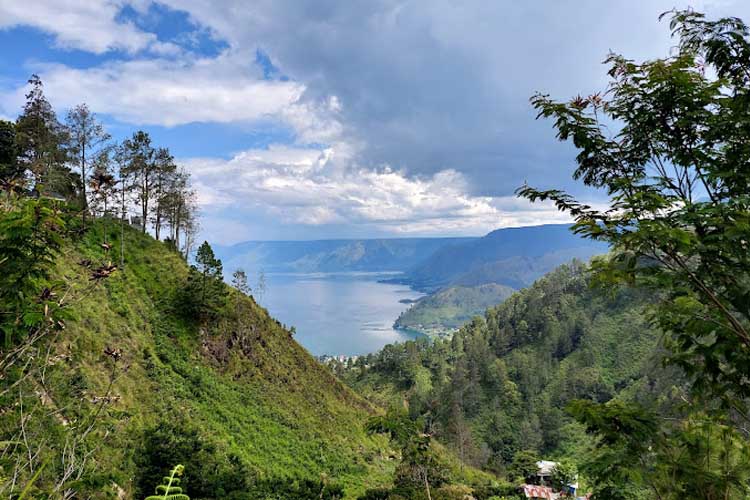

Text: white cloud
xmin=0 ymin=52 xmax=307 ymax=127
xmin=183 ymin=143 xmax=572 ymax=243
xmin=0 ymin=0 xmax=168 ymax=54
xmin=155 ymin=0 xmax=750 ymax=198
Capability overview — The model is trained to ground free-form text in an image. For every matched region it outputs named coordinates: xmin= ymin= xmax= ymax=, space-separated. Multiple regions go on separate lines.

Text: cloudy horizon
xmin=2 ymin=0 xmax=748 ymax=244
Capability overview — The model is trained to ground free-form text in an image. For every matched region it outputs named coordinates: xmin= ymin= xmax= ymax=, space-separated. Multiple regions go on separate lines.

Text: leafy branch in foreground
xmin=520 ymin=8 xmax=750 ymax=405
xmin=520 ymin=9 xmax=750 ymax=498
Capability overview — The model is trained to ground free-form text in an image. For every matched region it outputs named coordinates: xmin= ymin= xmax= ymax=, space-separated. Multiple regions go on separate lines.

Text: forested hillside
xmin=393 ymin=283 xmax=515 ymax=337
xmin=0 ymin=72 xmax=501 ymax=500
xmin=4 ymin=7 xmax=750 ymax=500
xmin=345 ymin=263 xmax=661 ymax=479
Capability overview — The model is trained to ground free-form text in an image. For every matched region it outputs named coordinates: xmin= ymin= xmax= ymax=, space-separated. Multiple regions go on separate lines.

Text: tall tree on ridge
xmin=121 ymin=131 xmax=155 ymax=233
xmin=183 ymin=241 xmax=226 ymax=320
xmin=14 ymin=75 xmax=68 ymax=190
xmin=89 ymin=150 xmax=116 ymax=244
xmin=162 ymin=167 xmax=197 ymax=258
xmin=152 ymin=147 xmax=177 ymax=240
xmin=66 ymin=103 xmax=110 ymax=228
xmin=231 ymin=268 xmax=251 ymax=332
xmin=113 ymin=143 xmax=134 ymax=269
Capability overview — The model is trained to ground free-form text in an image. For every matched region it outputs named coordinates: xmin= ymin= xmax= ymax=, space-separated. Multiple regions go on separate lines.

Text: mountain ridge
xmin=215 ymin=237 xmax=477 ymax=275
xmin=398 ymin=224 xmax=608 ymax=291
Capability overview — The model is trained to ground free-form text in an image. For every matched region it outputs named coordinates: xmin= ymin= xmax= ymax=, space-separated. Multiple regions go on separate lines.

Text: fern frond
xmin=144 ymin=464 xmax=190 ymax=500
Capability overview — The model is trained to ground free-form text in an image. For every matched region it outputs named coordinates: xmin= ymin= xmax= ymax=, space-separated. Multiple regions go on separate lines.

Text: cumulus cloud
xmin=0 ymin=0 xmax=171 ymax=54
xmin=5 ymin=0 xmax=749 ymax=240
xmin=183 ymin=143 xmax=571 ymax=244
xmin=157 ymin=0 xmax=750 ymax=197
xmin=0 ymin=52 xmax=306 ymax=127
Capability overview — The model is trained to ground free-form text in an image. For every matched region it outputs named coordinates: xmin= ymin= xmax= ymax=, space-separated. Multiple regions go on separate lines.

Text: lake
xmin=255 ymin=272 xmax=425 ymax=356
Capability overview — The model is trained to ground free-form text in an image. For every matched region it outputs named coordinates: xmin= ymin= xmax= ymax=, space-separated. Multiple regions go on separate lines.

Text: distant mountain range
xmin=389 ymin=224 xmax=608 ymax=336
xmin=216 ymin=224 xmax=606 ymax=285
xmin=214 ymin=237 xmax=476 ymax=274
xmin=395 ymin=224 xmax=608 ymax=291
xmin=216 ymin=224 xmax=609 ymax=339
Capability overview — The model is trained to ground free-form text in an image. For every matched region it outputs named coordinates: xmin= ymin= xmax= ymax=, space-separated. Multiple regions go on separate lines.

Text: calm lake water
xmin=256 ymin=272 xmax=425 ymax=356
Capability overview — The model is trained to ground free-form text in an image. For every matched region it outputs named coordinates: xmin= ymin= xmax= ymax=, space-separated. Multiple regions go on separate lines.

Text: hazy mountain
xmin=214 ymin=237 xmax=476 ymax=274
xmin=398 ymin=224 xmax=608 ymax=291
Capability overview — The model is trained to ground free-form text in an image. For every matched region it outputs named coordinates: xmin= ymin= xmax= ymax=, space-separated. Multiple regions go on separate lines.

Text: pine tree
xmin=151 ymin=147 xmax=176 ymax=240
xmin=144 ymin=464 xmax=190 ymax=500
xmin=14 ymin=75 xmax=69 ymax=190
xmin=88 ymin=151 xmax=116 ymax=244
xmin=113 ymin=143 xmax=134 ymax=269
xmin=231 ymin=269 xmax=251 ymax=332
xmin=182 ymin=241 xmax=226 ymax=320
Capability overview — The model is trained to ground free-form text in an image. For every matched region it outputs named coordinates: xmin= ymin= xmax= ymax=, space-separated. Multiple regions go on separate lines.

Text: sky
xmin=1 ymin=1 xmax=749 ymax=244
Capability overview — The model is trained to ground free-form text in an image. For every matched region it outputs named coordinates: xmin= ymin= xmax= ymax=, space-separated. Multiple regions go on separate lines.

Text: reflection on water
xmin=256 ymin=272 xmax=425 ymax=356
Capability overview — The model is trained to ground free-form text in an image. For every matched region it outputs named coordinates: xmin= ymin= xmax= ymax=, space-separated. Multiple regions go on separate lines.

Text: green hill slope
xmin=1 ymin=214 xmax=396 ymax=499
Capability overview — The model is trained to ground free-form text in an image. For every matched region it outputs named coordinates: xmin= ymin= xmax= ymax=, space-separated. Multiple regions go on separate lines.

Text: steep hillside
xmin=394 ymin=283 xmax=515 ymax=337
xmin=2 ymin=218 xmax=398 ymax=499
xmin=398 ymin=224 xmax=607 ymax=291
xmin=214 ymin=237 xmax=475 ymax=275
xmin=344 ymin=262 xmax=661 ymax=480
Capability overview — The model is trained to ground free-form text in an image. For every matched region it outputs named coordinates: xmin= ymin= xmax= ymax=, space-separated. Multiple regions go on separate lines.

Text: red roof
xmin=522 ymin=484 xmax=557 ymax=499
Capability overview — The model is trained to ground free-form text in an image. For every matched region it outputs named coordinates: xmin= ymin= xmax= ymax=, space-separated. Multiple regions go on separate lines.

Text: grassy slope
xmin=51 ymin=221 xmax=395 ymax=498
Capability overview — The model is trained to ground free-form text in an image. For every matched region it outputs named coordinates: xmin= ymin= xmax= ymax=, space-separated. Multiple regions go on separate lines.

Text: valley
xmin=3 ymin=6 xmax=750 ymax=499
xmin=216 ymin=225 xmax=607 ymax=345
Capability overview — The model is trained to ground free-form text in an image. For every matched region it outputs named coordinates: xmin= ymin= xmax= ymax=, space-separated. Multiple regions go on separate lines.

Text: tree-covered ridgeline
xmin=342 ymin=262 xmax=659 ymax=488
xmin=0 ymin=74 xmax=199 ymax=257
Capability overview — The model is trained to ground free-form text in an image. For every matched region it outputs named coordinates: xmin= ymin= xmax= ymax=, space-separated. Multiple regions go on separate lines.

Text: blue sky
xmin=1 ymin=0 xmax=749 ymax=244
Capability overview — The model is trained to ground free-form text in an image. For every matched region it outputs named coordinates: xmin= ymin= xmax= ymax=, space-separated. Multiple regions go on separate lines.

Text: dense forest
xmin=343 ymin=9 xmax=750 ymax=499
xmin=344 ymin=262 xmax=660 ymax=481
xmin=2 ymin=7 xmax=750 ymax=500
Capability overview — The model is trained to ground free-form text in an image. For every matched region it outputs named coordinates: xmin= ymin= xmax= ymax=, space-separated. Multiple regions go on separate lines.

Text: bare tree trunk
xmin=80 ymin=144 xmax=87 ymax=229
xmin=103 ymin=198 xmax=107 ymax=245
xmin=155 ymin=207 xmax=161 ymax=240
xmin=422 ymin=469 xmax=432 ymax=500
xmin=120 ymin=183 xmax=125 ymax=269
xmin=174 ymin=201 xmax=182 ymax=251
xmin=141 ymin=173 xmax=148 ymax=233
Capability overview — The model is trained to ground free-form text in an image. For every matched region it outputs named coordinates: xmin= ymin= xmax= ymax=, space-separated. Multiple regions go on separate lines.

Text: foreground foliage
xmin=518 ymin=9 xmax=750 ymax=498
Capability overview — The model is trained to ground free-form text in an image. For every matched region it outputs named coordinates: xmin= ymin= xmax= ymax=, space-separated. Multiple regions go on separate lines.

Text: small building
xmin=536 ymin=460 xmax=558 ymax=485
xmin=521 ymin=460 xmax=582 ymax=499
